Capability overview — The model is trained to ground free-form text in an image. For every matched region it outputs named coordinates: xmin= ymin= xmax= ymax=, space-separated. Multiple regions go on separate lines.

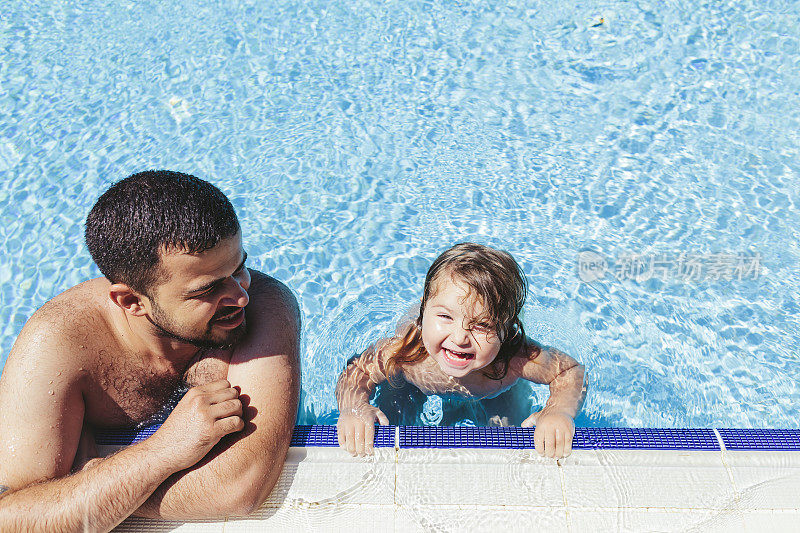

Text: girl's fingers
xmin=365 ymin=421 xmax=375 ymax=455
xmin=337 ymin=420 xmax=345 ymax=448
xmin=554 ymin=428 xmax=564 ymax=459
xmin=564 ymin=432 xmax=573 ymax=457
xmin=354 ymin=422 xmax=365 ymax=456
xmin=376 ymin=410 xmax=390 ymax=426
xmin=347 ymin=424 xmax=356 ymax=455
xmin=545 ymin=429 xmax=556 ymax=458
xmin=337 ymin=412 xmax=386 ymax=456
xmin=534 ymin=427 xmax=545 ymax=456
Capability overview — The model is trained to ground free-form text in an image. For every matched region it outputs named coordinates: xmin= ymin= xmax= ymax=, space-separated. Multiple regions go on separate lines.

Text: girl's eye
xmin=438 ymin=314 xmax=452 ymax=320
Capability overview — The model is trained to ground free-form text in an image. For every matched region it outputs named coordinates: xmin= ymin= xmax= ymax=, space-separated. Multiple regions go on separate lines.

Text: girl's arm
xmin=518 ymin=340 xmax=586 ymax=418
xmin=335 ymin=343 xmax=391 ymax=456
xmin=512 ymin=339 xmax=587 ymax=458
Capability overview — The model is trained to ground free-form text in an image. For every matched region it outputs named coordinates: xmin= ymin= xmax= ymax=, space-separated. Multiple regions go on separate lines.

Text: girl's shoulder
xmin=506 ymin=337 xmax=544 ymax=376
xmin=515 ymin=336 xmax=544 ymax=359
xmin=393 ymin=301 xmax=421 ymax=335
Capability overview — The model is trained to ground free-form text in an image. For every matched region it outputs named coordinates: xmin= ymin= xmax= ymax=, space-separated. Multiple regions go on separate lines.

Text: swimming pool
xmin=1 ymin=0 xmax=798 ymax=430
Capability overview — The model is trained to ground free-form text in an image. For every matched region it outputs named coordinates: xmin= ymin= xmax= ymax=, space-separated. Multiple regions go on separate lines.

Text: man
xmin=0 ymin=170 xmax=300 ymax=531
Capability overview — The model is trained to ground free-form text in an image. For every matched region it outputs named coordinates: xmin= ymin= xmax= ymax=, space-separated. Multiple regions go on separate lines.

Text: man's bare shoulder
xmin=32 ymin=278 xmax=108 ymax=326
xmin=0 ymin=280 xmax=112 ymax=482
xmin=245 ymin=270 xmax=300 ymax=327
xmin=7 ymin=278 xmax=111 ymax=374
xmin=0 ymin=279 xmax=106 ymax=489
xmin=222 ymin=270 xmax=300 ymax=368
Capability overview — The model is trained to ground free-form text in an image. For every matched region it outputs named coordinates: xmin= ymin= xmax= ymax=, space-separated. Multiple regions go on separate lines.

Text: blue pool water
xmin=0 ymin=0 xmax=798 ymax=429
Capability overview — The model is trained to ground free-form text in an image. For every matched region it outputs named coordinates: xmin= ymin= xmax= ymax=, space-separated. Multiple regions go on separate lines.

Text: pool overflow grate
xmin=398 ymin=427 xmax=721 ymax=450
xmin=399 ymin=426 xmax=533 ymax=449
xmin=290 ymin=424 xmax=395 ymax=447
xmin=94 ymin=425 xmax=799 ymax=451
xmin=717 ymin=428 xmax=800 ymax=450
xmin=572 ymin=427 xmax=720 ymax=450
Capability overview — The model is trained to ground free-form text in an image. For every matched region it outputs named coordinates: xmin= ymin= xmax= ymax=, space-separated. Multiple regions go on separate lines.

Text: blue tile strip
xmin=398 ymin=426 xmax=720 ymax=450
xmin=291 ymin=424 xmax=395 ymax=447
xmin=93 ymin=425 xmax=799 ymax=451
xmin=572 ymin=427 xmax=719 ymax=450
xmin=718 ymin=428 xmax=800 ymax=450
xmin=399 ymin=426 xmax=534 ymax=449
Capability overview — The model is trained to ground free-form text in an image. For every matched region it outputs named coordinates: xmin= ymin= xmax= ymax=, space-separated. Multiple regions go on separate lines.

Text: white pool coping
xmin=109 ymin=444 xmax=800 ymax=532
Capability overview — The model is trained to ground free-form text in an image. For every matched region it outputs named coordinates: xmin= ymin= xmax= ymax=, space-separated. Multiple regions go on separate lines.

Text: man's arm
xmin=135 ymin=273 xmax=301 ymax=519
xmin=0 ymin=436 xmax=184 ymax=532
xmin=0 ymin=310 xmax=244 ymax=531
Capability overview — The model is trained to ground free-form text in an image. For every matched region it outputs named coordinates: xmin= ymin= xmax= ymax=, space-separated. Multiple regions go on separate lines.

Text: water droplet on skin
xmin=49 ymin=380 xmax=54 ymax=384
xmin=48 ymin=390 xmax=54 ymax=395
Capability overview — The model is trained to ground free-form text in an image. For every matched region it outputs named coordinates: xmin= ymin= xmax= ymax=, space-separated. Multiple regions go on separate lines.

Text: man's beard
xmin=148 ymin=300 xmax=247 ymax=349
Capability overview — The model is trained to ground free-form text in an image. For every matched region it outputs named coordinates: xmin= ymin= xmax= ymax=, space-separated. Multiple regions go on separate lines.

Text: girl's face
xmin=421 ymin=275 xmax=503 ymax=378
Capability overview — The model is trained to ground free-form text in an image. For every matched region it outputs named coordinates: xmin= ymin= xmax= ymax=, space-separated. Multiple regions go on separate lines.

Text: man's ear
xmin=109 ymin=283 xmax=149 ymax=316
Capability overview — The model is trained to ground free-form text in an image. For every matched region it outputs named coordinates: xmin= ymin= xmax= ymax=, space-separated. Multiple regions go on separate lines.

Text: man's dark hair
xmin=85 ymin=170 xmax=240 ymax=294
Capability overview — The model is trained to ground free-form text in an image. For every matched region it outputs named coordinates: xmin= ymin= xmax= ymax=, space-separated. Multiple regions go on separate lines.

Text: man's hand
xmin=337 ymin=405 xmax=389 ymax=457
xmin=149 ymin=380 xmax=244 ymax=470
xmin=522 ymin=408 xmax=575 ymax=459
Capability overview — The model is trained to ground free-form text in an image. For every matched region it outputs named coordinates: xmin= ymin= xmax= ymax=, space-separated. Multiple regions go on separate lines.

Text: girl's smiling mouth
xmin=442 ymin=347 xmax=475 ymax=367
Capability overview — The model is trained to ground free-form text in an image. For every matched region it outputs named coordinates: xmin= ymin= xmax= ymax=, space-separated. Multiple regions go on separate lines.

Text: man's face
xmin=145 ymin=232 xmax=251 ymax=349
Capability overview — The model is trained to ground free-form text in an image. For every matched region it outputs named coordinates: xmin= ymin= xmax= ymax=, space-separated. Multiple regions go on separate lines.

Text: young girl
xmin=336 ymin=243 xmax=586 ymax=459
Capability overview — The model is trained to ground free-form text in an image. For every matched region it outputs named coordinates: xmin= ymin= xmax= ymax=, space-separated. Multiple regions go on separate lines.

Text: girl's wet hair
xmin=384 ymin=242 xmax=529 ymax=382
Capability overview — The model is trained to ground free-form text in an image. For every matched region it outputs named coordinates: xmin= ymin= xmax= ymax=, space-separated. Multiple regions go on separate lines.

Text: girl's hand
xmin=522 ymin=408 xmax=575 ymax=459
xmin=337 ymin=404 xmax=390 ymax=457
